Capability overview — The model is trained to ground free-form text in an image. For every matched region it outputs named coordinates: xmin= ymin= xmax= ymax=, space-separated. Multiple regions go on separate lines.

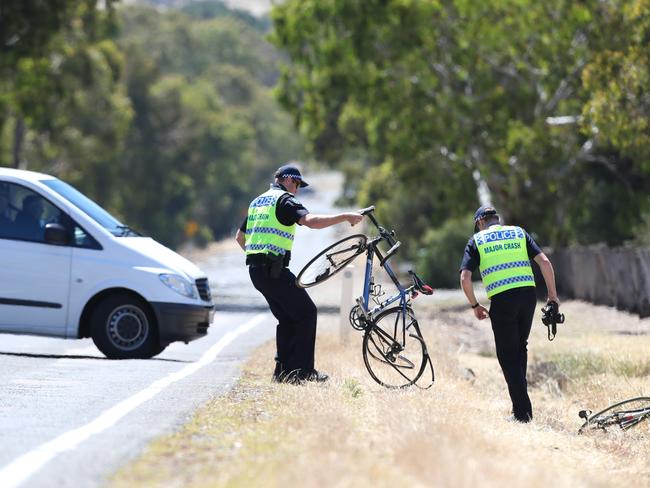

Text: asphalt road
xmin=0 ymin=173 xmax=347 ymax=488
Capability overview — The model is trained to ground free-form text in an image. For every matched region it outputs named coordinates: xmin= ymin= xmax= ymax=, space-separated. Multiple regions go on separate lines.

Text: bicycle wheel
xmin=296 ymin=234 xmax=367 ymax=288
xmin=362 ymin=306 xmax=428 ymax=388
xmin=579 ymin=397 xmax=650 ymax=434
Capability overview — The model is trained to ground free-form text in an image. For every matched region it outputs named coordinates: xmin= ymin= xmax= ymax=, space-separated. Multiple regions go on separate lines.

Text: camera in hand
xmin=541 ymin=300 xmax=564 ymax=341
xmin=541 ymin=301 xmax=564 ymax=326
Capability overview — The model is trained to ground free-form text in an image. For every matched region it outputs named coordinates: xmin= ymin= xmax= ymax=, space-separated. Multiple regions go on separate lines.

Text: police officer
xmin=235 ymin=163 xmax=363 ymax=384
xmin=459 ymin=205 xmax=559 ymax=422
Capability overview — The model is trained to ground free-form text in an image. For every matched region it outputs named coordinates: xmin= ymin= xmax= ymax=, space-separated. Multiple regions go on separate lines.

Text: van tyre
xmin=91 ymin=294 xmax=160 ymax=359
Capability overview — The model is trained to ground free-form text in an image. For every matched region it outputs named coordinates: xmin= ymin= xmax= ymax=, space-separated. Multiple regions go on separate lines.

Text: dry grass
xmin=110 ymin=298 xmax=650 ymax=488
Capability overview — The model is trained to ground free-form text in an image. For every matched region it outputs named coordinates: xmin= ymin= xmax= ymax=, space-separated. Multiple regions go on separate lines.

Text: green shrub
xmin=416 ymin=214 xmax=476 ymax=288
xmin=549 ymin=352 xmax=650 ymax=379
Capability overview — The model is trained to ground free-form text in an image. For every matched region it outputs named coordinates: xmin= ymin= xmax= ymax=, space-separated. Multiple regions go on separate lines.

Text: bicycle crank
xmin=349 ymin=305 xmax=369 ymax=330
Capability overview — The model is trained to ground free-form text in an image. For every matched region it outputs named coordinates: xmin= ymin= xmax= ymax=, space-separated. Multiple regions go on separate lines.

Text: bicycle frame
xmin=359 ymin=240 xmax=412 ymax=316
xmin=600 ymin=407 xmax=650 ymax=430
xmin=296 ymin=205 xmax=434 ymax=388
xmin=353 ymin=241 xmax=408 ymax=348
xmin=356 ymin=208 xmax=414 ymax=320
xmin=579 ymin=397 xmax=650 ymax=433
xmin=356 ymin=237 xmax=434 ymax=388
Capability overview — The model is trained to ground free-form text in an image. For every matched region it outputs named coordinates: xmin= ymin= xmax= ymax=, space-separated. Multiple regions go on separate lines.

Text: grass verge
xmin=110 ymin=300 xmax=650 ymax=488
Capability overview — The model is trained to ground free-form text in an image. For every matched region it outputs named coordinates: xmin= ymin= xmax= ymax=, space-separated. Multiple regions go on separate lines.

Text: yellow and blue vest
xmin=245 ymin=188 xmax=296 ymax=256
xmin=474 ymin=225 xmax=535 ymax=298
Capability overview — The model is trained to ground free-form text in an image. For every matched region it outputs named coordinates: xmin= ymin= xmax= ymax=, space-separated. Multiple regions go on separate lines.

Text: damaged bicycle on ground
xmin=578 ymin=397 xmax=650 ymax=434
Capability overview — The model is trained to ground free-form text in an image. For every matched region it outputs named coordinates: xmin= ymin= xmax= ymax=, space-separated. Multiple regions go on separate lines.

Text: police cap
xmin=474 ymin=205 xmax=498 ymax=232
xmin=274 ymin=163 xmax=309 ymax=188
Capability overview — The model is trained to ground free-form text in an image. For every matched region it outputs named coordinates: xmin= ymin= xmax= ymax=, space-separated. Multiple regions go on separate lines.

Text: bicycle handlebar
xmin=357 ymin=206 xmax=375 ymax=216
xmin=357 ymin=204 xmax=398 ymax=248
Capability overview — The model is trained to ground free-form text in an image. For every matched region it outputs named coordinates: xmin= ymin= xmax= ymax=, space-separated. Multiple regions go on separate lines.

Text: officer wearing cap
xmin=459 ymin=205 xmax=559 ymax=422
xmin=236 ymin=163 xmax=363 ymax=384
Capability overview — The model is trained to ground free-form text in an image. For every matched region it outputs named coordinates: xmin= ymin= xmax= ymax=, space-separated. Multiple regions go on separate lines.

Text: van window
xmin=68 ymin=217 xmax=102 ymax=249
xmin=0 ymin=182 xmax=62 ymax=243
xmin=0 ymin=182 xmax=100 ymax=249
xmin=42 ymin=179 xmax=127 ymax=236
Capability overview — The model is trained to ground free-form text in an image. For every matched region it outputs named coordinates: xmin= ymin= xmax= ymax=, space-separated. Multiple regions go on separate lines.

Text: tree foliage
xmin=0 ymin=1 xmax=305 ymax=248
xmin=271 ymin=0 xmax=650 ymax=274
xmin=112 ymin=4 xmax=304 ymax=246
xmin=1 ymin=1 xmax=130 ymax=199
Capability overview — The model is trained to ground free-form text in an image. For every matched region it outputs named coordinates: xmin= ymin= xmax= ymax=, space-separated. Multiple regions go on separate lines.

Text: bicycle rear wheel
xmin=579 ymin=397 xmax=650 ymax=433
xmin=296 ymin=234 xmax=367 ymax=288
xmin=362 ymin=306 xmax=428 ymax=388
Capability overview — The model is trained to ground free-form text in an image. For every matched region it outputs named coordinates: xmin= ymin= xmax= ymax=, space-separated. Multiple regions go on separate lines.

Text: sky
xmin=222 ymin=0 xmax=273 ymax=16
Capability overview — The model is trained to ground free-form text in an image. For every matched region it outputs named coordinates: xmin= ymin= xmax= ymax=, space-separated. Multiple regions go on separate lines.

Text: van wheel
xmin=151 ymin=342 xmax=168 ymax=356
xmin=91 ymin=294 xmax=160 ymax=359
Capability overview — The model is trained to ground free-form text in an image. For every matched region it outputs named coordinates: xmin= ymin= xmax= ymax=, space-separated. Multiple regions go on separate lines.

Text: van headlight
xmin=159 ymin=274 xmax=197 ymax=299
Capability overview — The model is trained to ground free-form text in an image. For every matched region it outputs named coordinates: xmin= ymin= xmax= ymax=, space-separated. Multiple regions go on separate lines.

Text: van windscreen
xmin=42 ymin=179 xmax=126 ymax=236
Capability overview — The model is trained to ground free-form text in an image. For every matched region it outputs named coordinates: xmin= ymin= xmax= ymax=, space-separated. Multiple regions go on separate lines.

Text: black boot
xmin=272 ymin=359 xmax=284 ymax=383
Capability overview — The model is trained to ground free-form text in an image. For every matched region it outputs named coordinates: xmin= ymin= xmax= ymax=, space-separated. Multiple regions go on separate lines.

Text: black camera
xmin=541 ymin=301 xmax=564 ymax=340
xmin=541 ymin=301 xmax=564 ymax=326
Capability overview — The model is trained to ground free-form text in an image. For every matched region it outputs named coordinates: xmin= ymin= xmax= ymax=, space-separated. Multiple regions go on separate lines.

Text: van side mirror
xmin=44 ymin=223 xmax=71 ymax=246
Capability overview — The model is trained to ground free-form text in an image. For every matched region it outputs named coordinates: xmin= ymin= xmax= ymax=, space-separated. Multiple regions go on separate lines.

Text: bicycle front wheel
xmin=579 ymin=397 xmax=650 ymax=433
xmin=296 ymin=234 xmax=367 ymax=288
xmin=362 ymin=306 xmax=428 ymax=388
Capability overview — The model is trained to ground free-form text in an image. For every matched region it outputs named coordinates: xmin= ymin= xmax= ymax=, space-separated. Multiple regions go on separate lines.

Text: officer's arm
xmin=460 ymin=269 xmax=476 ymax=301
xmin=533 ymin=252 xmax=560 ymax=305
xmin=235 ymin=228 xmax=246 ymax=251
xmin=299 ymin=213 xmax=363 ymax=229
xmin=460 ymin=269 xmax=489 ymax=320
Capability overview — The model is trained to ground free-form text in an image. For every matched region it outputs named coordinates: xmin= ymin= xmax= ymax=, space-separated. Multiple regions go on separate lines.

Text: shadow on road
xmin=0 ymin=351 xmax=192 ymax=362
xmin=215 ymin=303 xmax=341 ymax=314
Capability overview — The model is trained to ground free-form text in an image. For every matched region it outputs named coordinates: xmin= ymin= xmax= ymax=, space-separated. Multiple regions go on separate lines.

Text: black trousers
xmin=249 ymin=264 xmax=317 ymax=377
xmin=489 ymin=286 xmax=537 ymax=421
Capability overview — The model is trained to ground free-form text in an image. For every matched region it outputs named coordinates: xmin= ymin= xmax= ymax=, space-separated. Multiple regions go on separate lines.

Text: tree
xmin=113 ymin=3 xmax=305 ymax=245
xmin=271 ymin=0 xmax=650 ymax=267
xmin=1 ymin=0 xmax=131 ymax=207
xmin=2 ymin=1 xmax=306 ymax=248
xmin=1 ymin=0 xmax=81 ymax=67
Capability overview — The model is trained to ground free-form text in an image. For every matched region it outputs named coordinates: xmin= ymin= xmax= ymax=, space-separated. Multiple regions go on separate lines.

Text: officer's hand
xmin=346 ymin=213 xmax=364 ymax=226
xmin=547 ymin=296 xmax=561 ymax=307
xmin=473 ymin=304 xmax=489 ymax=320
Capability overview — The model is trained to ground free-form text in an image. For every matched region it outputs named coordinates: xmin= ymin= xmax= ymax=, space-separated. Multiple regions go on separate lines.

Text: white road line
xmin=0 ymin=313 xmax=268 ymax=488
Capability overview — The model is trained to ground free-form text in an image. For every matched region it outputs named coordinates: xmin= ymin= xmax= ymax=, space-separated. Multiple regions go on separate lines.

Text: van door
xmin=0 ymin=182 xmax=72 ymax=336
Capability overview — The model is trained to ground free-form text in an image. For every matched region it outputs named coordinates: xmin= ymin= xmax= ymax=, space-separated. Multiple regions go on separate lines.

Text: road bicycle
xmin=578 ymin=397 xmax=650 ymax=433
xmin=296 ymin=206 xmax=435 ymax=388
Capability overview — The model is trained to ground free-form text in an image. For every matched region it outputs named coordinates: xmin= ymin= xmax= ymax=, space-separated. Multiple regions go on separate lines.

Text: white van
xmin=0 ymin=168 xmax=214 ymax=359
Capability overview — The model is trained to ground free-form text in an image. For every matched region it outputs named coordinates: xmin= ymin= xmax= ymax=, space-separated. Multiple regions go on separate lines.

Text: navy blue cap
xmin=474 ymin=205 xmax=498 ymax=231
xmin=274 ymin=163 xmax=309 ymax=187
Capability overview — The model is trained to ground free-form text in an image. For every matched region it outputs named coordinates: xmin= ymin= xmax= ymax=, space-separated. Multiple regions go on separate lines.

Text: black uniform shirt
xmin=240 ymin=183 xmax=309 ymax=263
xmin=459 ymin=225 xmax=542 ymax=273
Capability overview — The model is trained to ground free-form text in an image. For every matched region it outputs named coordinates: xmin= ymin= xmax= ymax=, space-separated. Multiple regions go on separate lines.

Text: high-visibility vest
xmin=245 ymin=188 xmax=296 ymax=256
xmin=474 ymin=225 xmax=535 ymax=298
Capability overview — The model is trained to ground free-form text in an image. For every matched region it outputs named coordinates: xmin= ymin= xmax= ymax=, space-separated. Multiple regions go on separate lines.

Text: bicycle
xmin=296 ymin=206 xmax=435 ymax=389
xmin=578 ymin=397 xmax=650 ymax=434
